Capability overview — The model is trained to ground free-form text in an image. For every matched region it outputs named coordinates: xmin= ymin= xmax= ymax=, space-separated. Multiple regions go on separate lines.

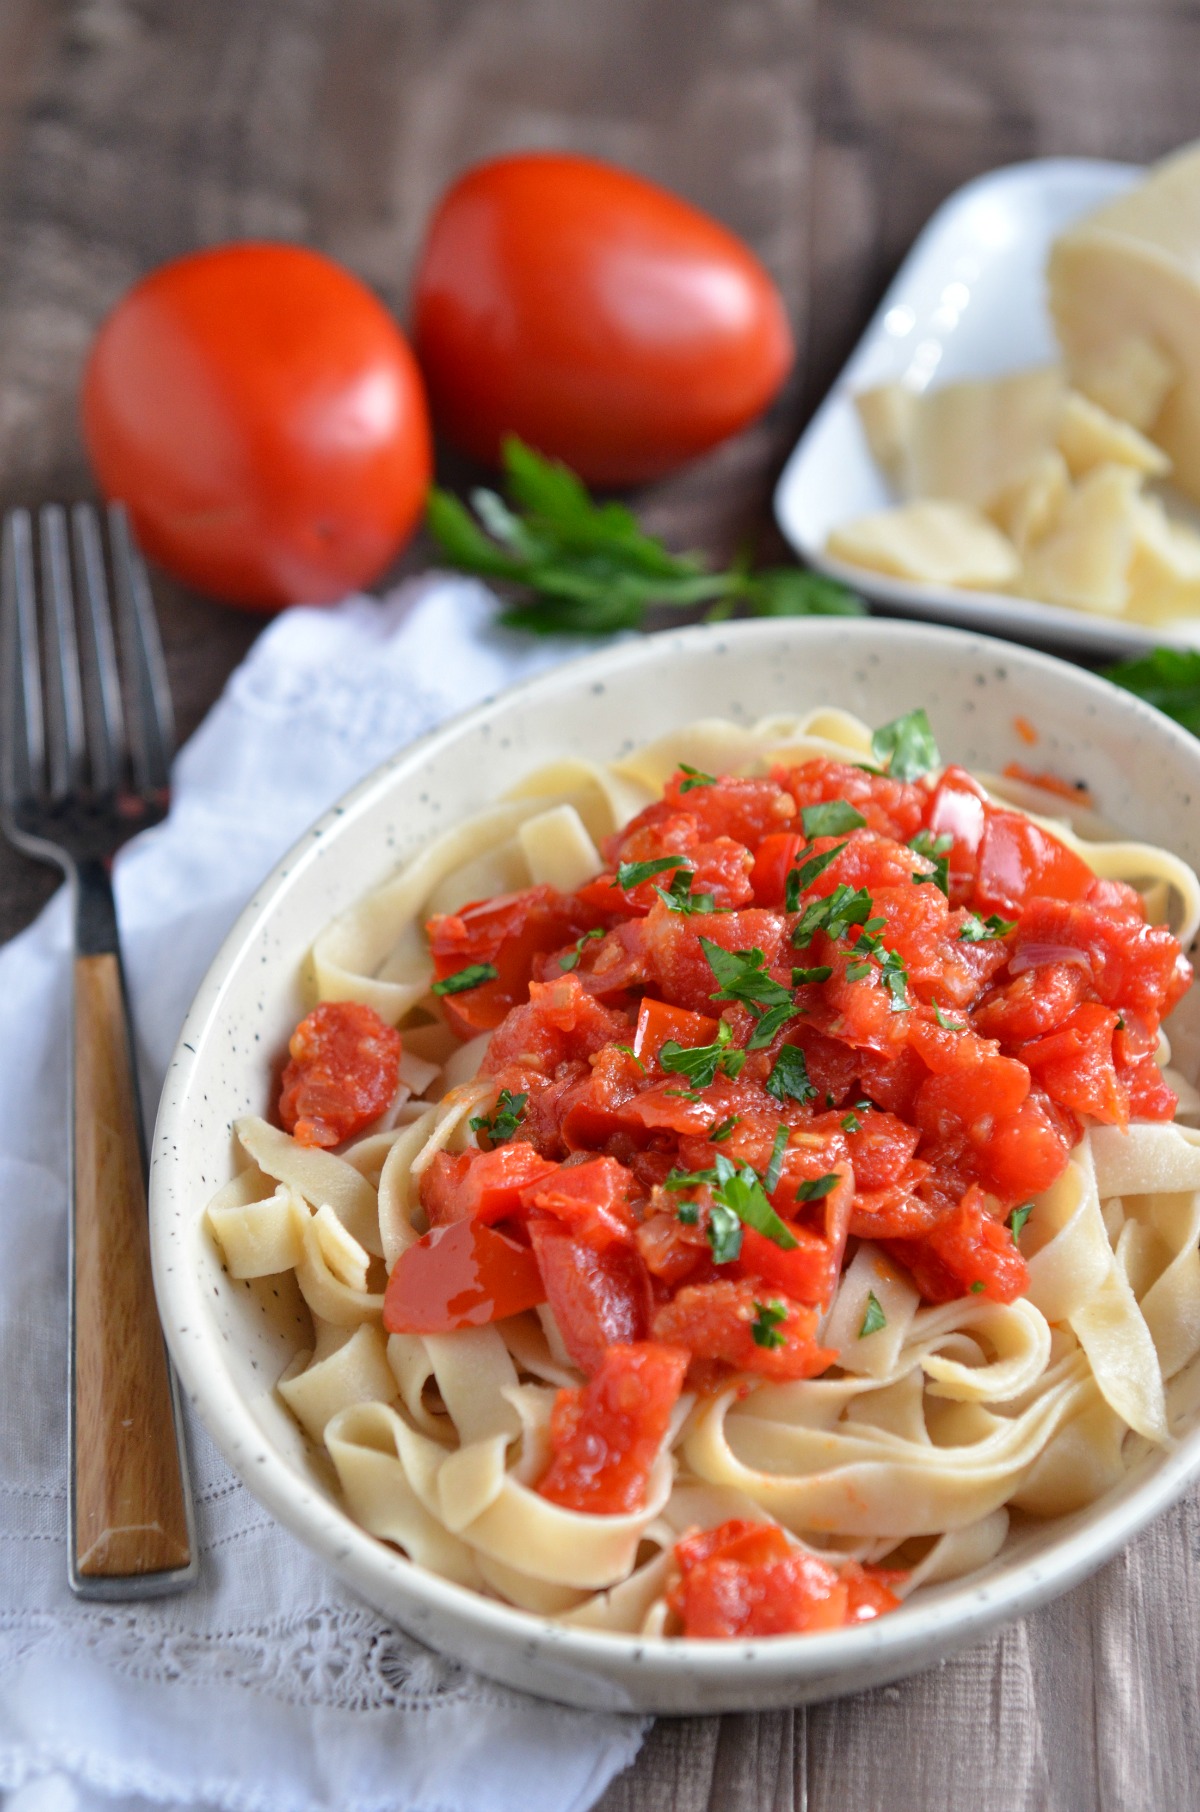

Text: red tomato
xmin=886 ymin=1185 xmax=1029 ymax=1305
xmin=669 ymin=1521 xmax=852 ymax=1638
xmin=974 ymin=810 xmax=1094 ymax=916
xmin=520 ymin=1155 xmax=638 ymax=1248
xmin=383 ymin=1220 xmax=546 ymax=1334
xmin=429 ymin=894 xmax=600 ymax=1037
xmin=633 ymin=998 xmax=720 ymax=1069
xmin=651 ymin=1279 xmax=837 ymax=1381
xmin=537 ymin=1342 xmax=689 ymax=1514
xmin=83 ymin=244 xmax=431 ymax=610
xmin=529 ymin=1222 xmax=654 ymax=1375
xmin=419 ymin=1143 xmax=560 ymax=1227
xmin=412 ymin=153 xmax=793 ymax=483
xmin=278 ymin=1001 xmax=401 ymax=1148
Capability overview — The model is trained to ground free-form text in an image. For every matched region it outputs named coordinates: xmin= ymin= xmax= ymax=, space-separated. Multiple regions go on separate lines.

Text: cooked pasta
xmin=205 ymin=709 xmax=1200 ymax=1638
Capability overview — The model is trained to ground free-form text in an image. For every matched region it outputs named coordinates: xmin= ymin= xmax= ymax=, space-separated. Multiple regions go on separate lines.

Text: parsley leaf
xmin=909 ymin=829 xmax=952 ymax=896
xmin=655 ymin=868 xmax=719 ymax=915
xmin=614 ymin=1043 xmax=646 ymax=1071
xmin=1008 ymin=1202 xmax=1034 ymax=1242
xmin=792 ymin=963 xmax=832 ymax=985
xmin=840 ymin=1109 xmax=862 ymax=1132
xmin=845 ymin=959 xmax=872 ymax=981
xmin=784 ymin=842 xmax=848 ymax=910
xmin=675 ymin=1201 xmax=700 ymax=1226
xmin=701 ymin=941 xmax=795 ymax=1049
xmin=708 ymin=1202 xmax=744 ymax=1264
xmin=469 ymin=1088 xmax=528 ymax=1144
xmin=791 ymin=883 xmax=876 ymax=948
xmin=677 ymin=763 xmax=716 ymax=793
xmin=660 ymin=1018 xmax=746 ymax=1088
xmin=1104 ymin=645 xmax=1200 ymax=736
xmin=800 ymin=799 xmax=867 ymax=837
xmin=858 ymin=1291 xmax=887 ymax=1338
xmin=765 ymin=1043 xmax=817 ymax=1105
xmin=432 ymin=961 xmax=499 ymax=996
xmin=958 ymin=912 xmax=1017 ymax=943
xmin=970 ymin=1280 xmax=987 ymax=1294
xmin=764 ymin=1123 xmax=789 ymax=1194
xmin=879 ymin=946 xmax=910 ymax=1012
xmin=559 ymin=928 xmax=605 ymax=971
xmin=427 ymin=437 xmax=866 ymax=637
xmin=871 ymin=707 xmax=941 ymax=781
xmin=750 ymin=1299 xmax=789 ymax=1349
xmin=615 ymin=855 xmax=686 ymax=891
xmin=795 ymin=1173 xmax=839 ymax=1201
xmin=710 ymin=1115 xmax=740 ymax=1142
xmin=712 ymin=1155 xmax=798 ymax=1249
xmin=933 ymin=1000 xmax=966 ymax=1031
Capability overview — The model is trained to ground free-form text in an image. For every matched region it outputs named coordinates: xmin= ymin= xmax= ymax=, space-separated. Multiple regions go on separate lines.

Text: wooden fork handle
xmin=72 ymin=949 xmax=193 ymax=1583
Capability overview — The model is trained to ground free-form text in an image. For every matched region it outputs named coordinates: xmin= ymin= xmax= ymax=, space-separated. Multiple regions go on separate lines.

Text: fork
xmin=0 ymin=501 xmax=197 ymax=1599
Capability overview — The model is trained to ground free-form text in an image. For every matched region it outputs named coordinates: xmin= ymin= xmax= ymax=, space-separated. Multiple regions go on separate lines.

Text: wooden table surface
xmin=2 ymin=3 xmax=1198 ymax=1807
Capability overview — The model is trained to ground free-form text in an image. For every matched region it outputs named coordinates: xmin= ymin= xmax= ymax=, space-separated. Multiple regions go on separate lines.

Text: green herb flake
xmin=933 ymin=1000 xmax=966 ymax=1031
xmin=800 ymin=799 xmax=868 ymax=838
xmin=1008 ymin=1202 xmax=1034 ymax=1242
xmin=707 ymin=1201 xmax=744 ymax=1264
xmin=432 ymin=961 xmax=499 ymax=996
xmin=660 ymin=1018 xmax=747 ymax=1088
xmin=792 ymin=964 xmax=833 ymax=986
xmin=655 ymin=867 xmax=719 ymax=915
xmin=677 ymin=763 xmax=717 ymax=793
xmin=796 ymin=1173 xmax=839 ymax=1202
xmin=845 ymin=959 xmax=873 ymax=982
xmin=858 ymin=1291 xmax=887 ymax=1338
xmin=615 ymin=855 xmax=687 ymax=892
xmin=765 ymin=1043 xmax=817 ymax=1105
xmin=750 ymin=1299 xmax=789 ymax=1350
xmin=764 ymin=1123 xmax=790 ymax=1194
xmin=469 ymin=1088 xmax=528 ymax=1145
xmin=841 ymin=1110 xmax=862 ymax=1133
xmin=970 ymin=1280 xmax=987 ymax=1294
xmin=1104 ymin=645 xmax=1200 ymax=736
xmin=710 ymin=1115 xmax=740 ymax=1143
xmin=675 ymin=1201 xmax=700 ymax=1227
xmin=784 ymin=842 xmax=848 ymax=911
xmin=559 ymin=927 xmax=605 ymax=971
xmin=958 ymin=912 xmax=1017 ymax=944
xmin=614 ymin=1043 xmax=646 ymax=1072
xmin=871 ymin=707 xmax=941 ymax=781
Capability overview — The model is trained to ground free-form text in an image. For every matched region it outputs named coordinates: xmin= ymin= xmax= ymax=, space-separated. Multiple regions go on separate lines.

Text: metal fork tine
xmin=1 ymin=510 xmax=45 ymax=807
xmin=71 ymin=504 xmax=125 ymax=801
xmin=39 ymin=505 xmax=86 ymax=803
xmin=109 ymin=503 xmax=174 ymax=796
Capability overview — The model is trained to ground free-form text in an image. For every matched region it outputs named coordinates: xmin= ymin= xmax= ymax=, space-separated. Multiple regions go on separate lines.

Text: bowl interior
xmin=151 ymin=616 xmax=1200 ymax=1713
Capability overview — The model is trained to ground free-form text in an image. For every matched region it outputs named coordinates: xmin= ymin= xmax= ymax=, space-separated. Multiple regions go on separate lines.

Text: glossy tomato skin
xmin=83 ymin=243 xmax=432 ymax=609
xmin=412 ymin=153 xmax=794 ymax=483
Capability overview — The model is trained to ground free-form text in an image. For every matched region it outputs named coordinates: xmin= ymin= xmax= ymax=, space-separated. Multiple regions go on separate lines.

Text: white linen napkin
xmin=0 ymin=578 xmax=648 ymax=1812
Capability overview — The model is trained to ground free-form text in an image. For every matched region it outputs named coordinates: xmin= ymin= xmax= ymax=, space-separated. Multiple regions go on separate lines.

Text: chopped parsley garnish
xmin=764 ymin=1123 xmax=789 ymax=1194
xmin=841 ymin=1110 xmax=862 ymax=1132
xmin=469 ymin=1088 xmax=528 ymax=1144
xmin=880 ymin=947 xmax=910 ymax=1012
xmin=845 ymin=959 xmax=872 ymax=982
xmin=559 ymin=927 xmax=605 ymax=970
xmin=710 ymin=1115 xmax=740 ymax=1142
xmin=792 ymin=964 xmax=832 ymax=985
xmin=675 ymin=1201 xmax=700 ymax=1226
xmin=765 ymin=1043 xmax=817 ymax=1105
xmin=432 ymin=961 xmax=499 ymax=996
xmin=871 ymin=707 xmax=940 ymax=781
xmin=842 ymin=1098 xmax=873 ymax=1131
xmin=800 ymin=799 xmax=867 ymax=837
xmin=784 ymin=842 xmax=848 ymax=910
xmin=858 ymin=1292 xmax=887 ymax=1338
xmin=666 ymin=1153 xmax=799 ymax=1253
xmin=701 ymin=939 xmax=796 ymax=1049
xmin=655 ymin=867 xmax=718 ymax=915
xmin=1008 ymin=1202 xmax=1033 ymax=1242
xmin=933 ymin=1000 xmax=966 ymax=1031
xmin=660 ymin=1018 xmax=746 ymax=1088
xmin=795 ymin=1173 xmax=839 ymax=1202
xmin=614 ymin=1043 xmax=646 ymax=1071
xmin=677 ymin=763 xmax=716 ymax=793
xmin=970 ymin=1280 xmax=986 ymax=1294
xmin=958 ymin=912 xmax=1017 ymax=943
xmin=615 ymin=855 xmax=687 ymax=891
xmin=750 ymin=1299 xmax=789 ymax=1349
xmin=708 ymin=1202 xmax=744 ymax=1263
xmin=909 ymin=829 xmax=952 ymax=895
xmin=664 ymin=1085 xmax=703 ymax=1101
xmin=791 ymin=883 xmax=876 ymax=948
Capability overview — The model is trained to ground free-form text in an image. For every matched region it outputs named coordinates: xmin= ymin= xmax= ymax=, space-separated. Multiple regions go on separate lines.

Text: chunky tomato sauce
xmin=291 ymin=738 xmax=1193 ymax=1637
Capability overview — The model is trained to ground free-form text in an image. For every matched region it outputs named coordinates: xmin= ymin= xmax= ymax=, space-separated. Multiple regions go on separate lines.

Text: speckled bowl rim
xmin=150 ymin=616 xmax=1200 ymax=1714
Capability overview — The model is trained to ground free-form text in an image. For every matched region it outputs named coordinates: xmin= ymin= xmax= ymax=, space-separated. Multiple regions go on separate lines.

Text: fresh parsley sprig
xmin=426 ymin=437 xmax=866 ymax=636
xmin=659 ymin=1018 xmax=746 ymax=1088
xmin=431 ymin=961 xmax=498 ymax=996
xmin=469 ymin=1089 xmax=528 ymax=1145
xmin=1105 ymin=647 xmax=1200 ymax=735
xmin=958 ymin=912 xmax=1016 ymax=943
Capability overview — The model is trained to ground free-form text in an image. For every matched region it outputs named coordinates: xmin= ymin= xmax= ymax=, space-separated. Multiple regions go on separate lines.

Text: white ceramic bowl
xmin=150 ymin=617 xmax=1200 ymax=1714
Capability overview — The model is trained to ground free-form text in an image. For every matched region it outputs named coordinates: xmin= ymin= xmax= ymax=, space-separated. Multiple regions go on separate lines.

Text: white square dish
xmin=774 ymin=157 xmax=1200 ymax=660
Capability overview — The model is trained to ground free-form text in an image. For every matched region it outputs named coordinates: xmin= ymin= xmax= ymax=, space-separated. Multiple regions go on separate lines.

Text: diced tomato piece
xmin=845 ymin=1111 xmax=921 ymax=1190
xmin=633 ymin=998 xmax=720 ymax=1068
xmin=1015 ymin=898 xmax=1192 ymax=1030
xmin=1020 ymin=1001 xmax=1127 ymax=1126
xmin=924 ymin=766 xmax=988 ymax=903
xmin=779 ymin=759 xmax=925 ymax=843
xmin=530 ymin=1221 xmax=654 ymax=1375
xmin=1119 ymin=1054 xmax=1178 ymax=1121
xmin=848 ymin=1175 xmax=943 ymax=1239
xmin=536 ymin=1341 xmax=689 ymax=1515
xmin=635 ymin=1210 xmax=713 ymax=1287
xmin=886 ymin=1184 xmax=1029 ymax=1304
xmin=974 ymin=809 xmax=1095 ymax=916
xmin=842 ymin=1559 xmax=906 ymax=1623
xmin=420 ymin=1142 xmax=560 ymax=1227
xmin=640 ymin=904 xmax=786 ymax=1015
xmin=1085 ymin=876 xmax=1146 ymax=917
xmin=483 ymin=974 xmax=632 ymax=1076
xmin=970 ymin=962 xmax=1089 ymax=1044
xmin=669 ymin=1519 xmax=851 ymax=1638
xmin=587 ymin=816 xmax=757 ymax=913
xmin=278 ymin=1001 xmax=401 ymax=1148
xmin=913 ymin=1049 xmax=1030 ymax=1144
xmin=428 ymin=886 xmax=596 ymax=1035
xmin=972 ymin=1089 xmax=1076 ymax=1200
xmin=383 ymin=1219 xmax=546 ymax=1333
xmin=651 ymin=1279 xmax=836 ymax=1380
xmin=520 ymin=1154 xmax=639 ymax=1247
xmin=660 ymin=772 xmax=798 ymax=846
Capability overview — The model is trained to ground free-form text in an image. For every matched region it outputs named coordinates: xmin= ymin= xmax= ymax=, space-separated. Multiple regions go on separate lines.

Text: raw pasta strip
xmin=236 ymin=1115 xmax=382 ymax=1255
xmin=325 ymin=1401 xmax=483 ymax=1588
xmin=278 ymin=1322 xmax=397 ymax=1442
